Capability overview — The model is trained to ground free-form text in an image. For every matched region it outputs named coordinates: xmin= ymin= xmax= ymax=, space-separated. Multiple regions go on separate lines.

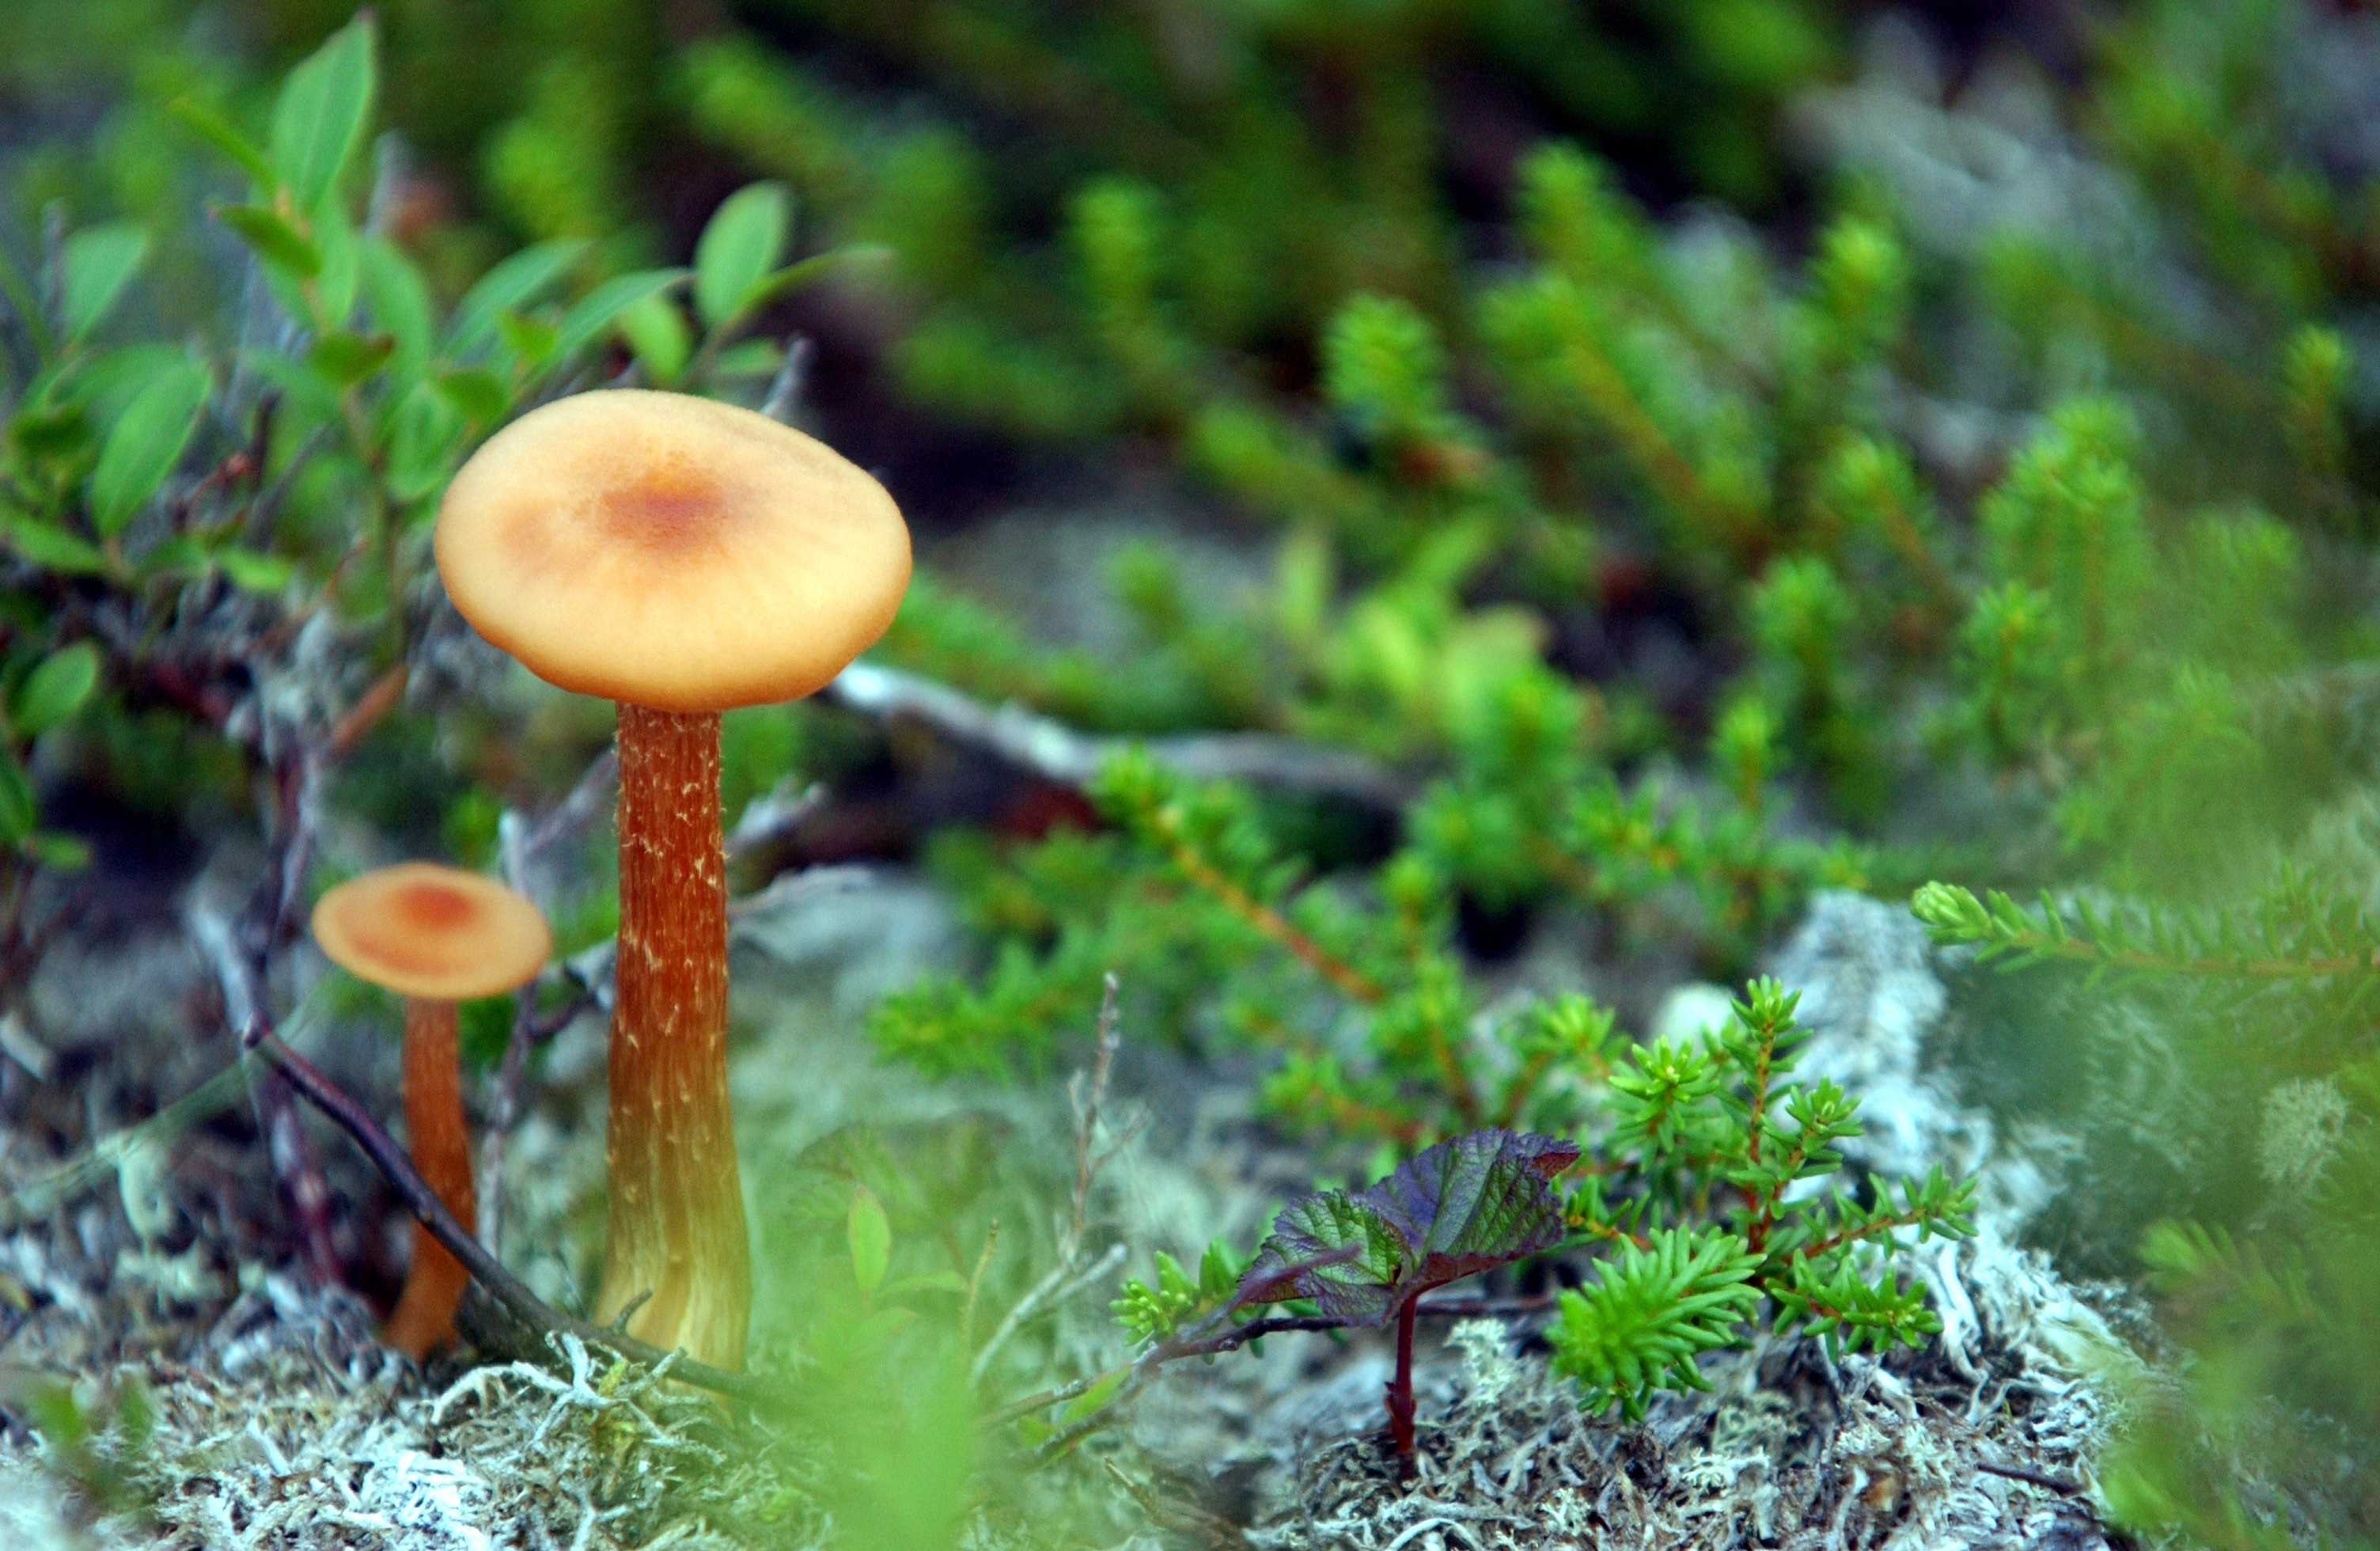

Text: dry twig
xmin=825 ymin=660 xmax=1412 ymax=809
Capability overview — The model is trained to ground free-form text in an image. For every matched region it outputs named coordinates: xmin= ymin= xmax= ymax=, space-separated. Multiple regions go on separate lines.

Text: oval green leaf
xmin=432 ymin=367 xmax=510 ymax=427
xmin=309 ymin=331 xmax=396 ymax=388
xmin=553 ymin=267 xmax=690 ymax=364
xmin=361 ymin=237 xmax=435 ymax=380
xmin=214 ymin=548 xmax=294 ymax=593
xmin=619 ymin=294 xmax=691 ymax=385
xmin=0 ymin=755 xmax=33 ymax=845
xmin=447 ymin=241 xmax=587 ymax=358
xmin=494 ymin=310 xmax=559 ymax=370
xmin=11 ymin=643 xmax=100 ymax=738
xmin=61 ymin=226 xmax=149 ymax=343
xmin=270 ymin=17 xmax=377 ymax=213
xmin=25 ymin=830 xmax=92 ymax=871
xmin=2 ymin=517 xmax=107 ymax=576
xmin=216 ymin=204 xmax=320 ymax=279
xmin=694 ymin=183 xmax=791 ymax=330
xmin=169 ymin=97 xmax=277 ymax=191
xmin=90 ymin=360 xmax=211 ymax=537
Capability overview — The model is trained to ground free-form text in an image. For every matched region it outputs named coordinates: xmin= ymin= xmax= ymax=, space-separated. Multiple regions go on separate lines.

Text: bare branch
xmin=759 ymin=337 xmax=812 ymax=425
xmin=1063 ymin=974 xmax=1122 ymax=1258
xmin=824 ymin=660 xmax=1412 ymax=810
xmin=972 ymin=979 xmax=1132 ymax=1386
xmin=725 ymin=777 xmax=825 ymax=861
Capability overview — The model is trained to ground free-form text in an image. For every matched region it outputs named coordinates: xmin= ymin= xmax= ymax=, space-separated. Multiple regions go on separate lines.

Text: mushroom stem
xmin=383 ymin=996 xmax=475 ymax=1358
xmin=593 ymin=702 xmax=748 ymax=1370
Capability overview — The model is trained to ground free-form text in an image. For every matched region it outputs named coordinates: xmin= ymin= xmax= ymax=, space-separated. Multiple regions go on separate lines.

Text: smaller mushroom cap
xmin=313 ymin=863 xmax=551 ymax=1002
xmin=434 ymin=390 xmax=911 ymax=714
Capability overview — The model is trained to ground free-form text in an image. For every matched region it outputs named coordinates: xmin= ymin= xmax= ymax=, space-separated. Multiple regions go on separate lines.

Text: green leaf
xmin=270 ymin=16 xmax=377 ymax=213
xmin=215 ymin=205 xmax=320 ymax=279
xmin=0 ymin=755 xmax=33 ymax=845
xmin=1057 ymin=1367 xmax=1127 ymax=1426
xmin=238 ymin=346 xmax=342 ymax=424
xmin=1237 ymin=1130 xmax=1580 ymax=1325
xmin=710 ymin=338 xmax=786 ymax=380
xmin=694 ymin=183 xmax=791 ymax=330
xmin=11 ymin=643 xmax=100 ymax=737
xmin=312 ymin=198 xmax=362 ymax=327
xmin=494 ymin=310 xmax=559 ymax=370
xmin=1237 ymin=1191 xmax=1408 ymax=1324
xmin=61 ymin=226 xmax=149 ymax=343
xmin=619 ymin=294 xmax=692 ymax=385
xmin=553 ymin=268 xmax=689 ymax=364
xmin=135 ymin=537 xmax=208 ymax=579
xmin=64 ymin=343 xmax=188 ymax=422
xmin=361 ymin=237 xmax=435 ymax=381
xmin=169 ymin=97 xmax=276 ymax=190
xmin=89 ymin=360 xmax=210 ymax=536
xmin=9 ymin=403 xmax=91 ymax=462
xmin=447 ymin=241 xmax=586 ymax=358
xmin=214 ymin=548 xmax=294 ymax=593
xmin=386 ymin=383 xmax=466 ymax=502
xmin=848 ymin=1185 xmax=892 ymax=1296
xmin=25 ymin=830 xmax=91 ymax=870
xmin=2 ymin=517 xmax=108 ymax=575
xmin=737 ymin=248 xmax=875 ymax=314
xmin=433 ymin=368 xmax=510 ymax=427
xmin=309 ymin=330 xmax=396 ymax=388
xmin=880 ymin=1270 xmax=968 ymax=1299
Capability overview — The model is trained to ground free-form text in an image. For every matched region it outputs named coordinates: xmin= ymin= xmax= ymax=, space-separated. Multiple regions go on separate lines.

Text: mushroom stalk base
xmin=594 ymin=703 xmax=748 ymax=1370
xmin=385 ymin=998 xmax=474 ymax=1358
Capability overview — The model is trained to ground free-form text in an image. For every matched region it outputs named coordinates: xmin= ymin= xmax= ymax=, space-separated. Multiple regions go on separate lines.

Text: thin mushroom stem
xmin=594 ymin=703 xmax=748 ymax=1370
xmin=383 ymin=996 xmax=476 ymax=1358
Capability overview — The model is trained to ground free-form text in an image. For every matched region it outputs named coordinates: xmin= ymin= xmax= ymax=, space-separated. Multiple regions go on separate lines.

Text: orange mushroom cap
xmin=312 ymin=863 xmax=551 ymax=1002
xmin=432 ymin=390 xmax=911 ymax=715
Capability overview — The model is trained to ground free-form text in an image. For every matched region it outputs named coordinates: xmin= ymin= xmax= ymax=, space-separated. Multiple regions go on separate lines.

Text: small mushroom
xmin=311 ymin=862 xmax=551 ymax=1358
xmin=434 ymin=389 xmax=910 ymax=1369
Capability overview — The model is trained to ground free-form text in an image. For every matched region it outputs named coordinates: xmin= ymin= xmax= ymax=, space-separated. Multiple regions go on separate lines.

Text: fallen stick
xmin=825 ymin=660 xmax=1411 ymax=810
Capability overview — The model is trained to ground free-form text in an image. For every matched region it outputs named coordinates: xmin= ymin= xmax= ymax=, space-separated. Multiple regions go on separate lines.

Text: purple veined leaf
xmin=1376 ymin=1128 xmax=1581 ymax=1287
xmin=1234 ymin=1129 xmax=1581 ymax=1327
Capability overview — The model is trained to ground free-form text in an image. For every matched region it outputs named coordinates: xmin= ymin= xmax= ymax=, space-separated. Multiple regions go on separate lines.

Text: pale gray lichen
xmin=2256 ymin=1077 xmax=2349 ymax=1194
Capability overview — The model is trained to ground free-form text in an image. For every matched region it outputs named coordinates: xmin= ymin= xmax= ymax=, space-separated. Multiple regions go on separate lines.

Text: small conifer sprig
xmin=1096 ymin=980 xmax=1975 ymax=1450
xmin=874 ymin=748 xmax=1863 ymax=1140
xmin=1912 ymin=878 xmax=2380 ymax=985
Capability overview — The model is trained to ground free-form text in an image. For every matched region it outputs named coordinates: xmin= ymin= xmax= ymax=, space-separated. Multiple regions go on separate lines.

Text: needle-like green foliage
xmin=1114 ymin=983 xmax=1975 ymax=1432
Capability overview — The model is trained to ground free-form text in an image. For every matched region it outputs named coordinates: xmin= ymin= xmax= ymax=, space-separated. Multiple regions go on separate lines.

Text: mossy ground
xmin=0 ymin=862 xmax=2126 ymax=1548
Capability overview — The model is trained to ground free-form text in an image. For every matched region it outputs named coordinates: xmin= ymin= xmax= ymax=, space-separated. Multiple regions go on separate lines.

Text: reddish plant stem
xmin=324 ymin=664 xmax=407 ymax=759
xmin=1387 ymin=1297 xmax=1419 ymax=1470
xmin=383 ymin=998 xmax=473 ymax=1358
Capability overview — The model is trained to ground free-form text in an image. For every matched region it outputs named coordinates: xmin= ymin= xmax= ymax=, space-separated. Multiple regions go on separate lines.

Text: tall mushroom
xmin=311 ymin=862 xmax=551 ymax=1358
xmin=434 ymin=389 xmax=911 ymax=1369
